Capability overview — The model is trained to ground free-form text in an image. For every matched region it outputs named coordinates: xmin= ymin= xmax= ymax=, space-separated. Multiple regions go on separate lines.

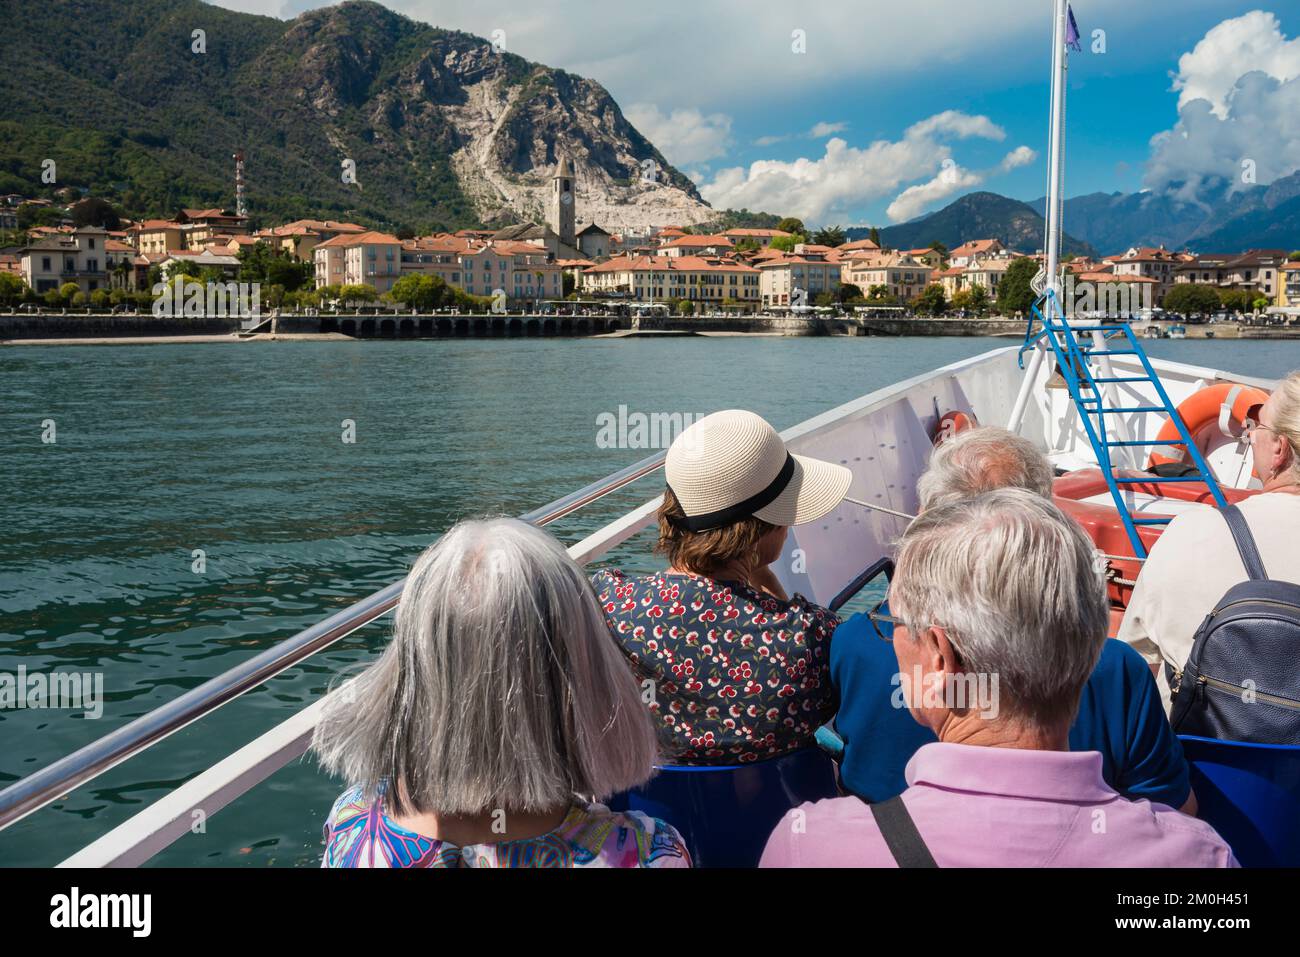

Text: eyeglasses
xmin=867 ymin=602 xmax=905 ymax=642
xmin=1246 ymin=421 xmax=1278 ymax=442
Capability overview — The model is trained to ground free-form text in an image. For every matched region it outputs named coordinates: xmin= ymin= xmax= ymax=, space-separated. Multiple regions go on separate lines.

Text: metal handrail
xmin=0 ymin=448 xmax=668 ymax=833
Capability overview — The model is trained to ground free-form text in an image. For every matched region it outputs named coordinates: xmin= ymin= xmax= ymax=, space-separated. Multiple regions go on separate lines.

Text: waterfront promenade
xmin=3 ymin=311 xmax=1298 ymax=345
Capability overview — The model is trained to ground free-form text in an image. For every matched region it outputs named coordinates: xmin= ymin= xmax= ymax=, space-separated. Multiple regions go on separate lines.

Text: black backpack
xmin=1168 ymin=503 xmax=1300 ymax=744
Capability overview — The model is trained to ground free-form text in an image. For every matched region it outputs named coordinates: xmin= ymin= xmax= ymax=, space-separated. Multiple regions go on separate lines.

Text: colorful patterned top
xmin=591 ymin=569 xmax=839 ymax=763
xmin=321 ymin=787 xmax=692 ymax=868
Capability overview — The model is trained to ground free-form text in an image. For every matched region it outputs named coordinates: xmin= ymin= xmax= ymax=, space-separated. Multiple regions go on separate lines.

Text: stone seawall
xmin=0 ymin=315 xmax=242 ymax=339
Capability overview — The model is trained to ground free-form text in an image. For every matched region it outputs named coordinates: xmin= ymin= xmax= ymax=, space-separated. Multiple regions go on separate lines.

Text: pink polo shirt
xmin=760 ymin=742 xmax=1238 ymax=867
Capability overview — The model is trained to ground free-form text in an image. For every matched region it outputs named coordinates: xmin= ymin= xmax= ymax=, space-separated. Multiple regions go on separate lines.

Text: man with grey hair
xmin=829 ymin=428 xmax=1194 ymax=813
xmin=917 ymin=426 xmax=1054 ymax=511
xmin=764 ymin=489 xmax=1235 ymax=867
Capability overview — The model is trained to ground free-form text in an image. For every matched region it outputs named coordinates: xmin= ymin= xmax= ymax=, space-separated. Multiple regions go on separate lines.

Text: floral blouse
xmin=321 ymin=787 xmax=691 ymax=868
xmin=591 ymin=569 xmax=839 ymax=763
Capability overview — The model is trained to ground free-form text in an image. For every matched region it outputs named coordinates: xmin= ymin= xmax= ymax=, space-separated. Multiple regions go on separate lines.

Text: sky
xmin=211 ymin=0 xmax=1300 ymax=228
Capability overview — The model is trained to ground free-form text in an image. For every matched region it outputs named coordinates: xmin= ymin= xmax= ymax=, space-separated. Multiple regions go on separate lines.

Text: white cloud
xmin=700 ymin=111 xmax=1023 ymax=225
xmin=1145 ymin=12 xmax=1300 ymax=199
xmin=213 ymin=0 xmax=1231 ymax=114
xmin=810 ymin=121 xmax=848 ymax=138
xmin=885 ymin=146 xmax=1036 ymax=222
xmin=998 ymin=145 xmax=1037 ymax=173
xmin=624 ymin=104 xmax=733 ymax=165
xmin=1170 ymin=10 xmax=1300 ymax=119
xmin=886 ymin=166 xmax=982 ymax=222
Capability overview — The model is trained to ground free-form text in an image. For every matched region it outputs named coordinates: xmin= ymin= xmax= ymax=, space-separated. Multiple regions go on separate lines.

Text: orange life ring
xmin=1146 ymin=382 xmax=1269 ymax=470
xmin=934 ymin=410 xmax=978 ymax=447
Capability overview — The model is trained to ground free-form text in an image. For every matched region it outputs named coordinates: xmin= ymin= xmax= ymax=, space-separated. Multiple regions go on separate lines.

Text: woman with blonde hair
xmin=314 ymin=517 xmax=690 ymax=867
xmin=592 ymin=409 xmax=852 ymax=764
xmin=1121 ymin=370 xmax=1300 ymax=715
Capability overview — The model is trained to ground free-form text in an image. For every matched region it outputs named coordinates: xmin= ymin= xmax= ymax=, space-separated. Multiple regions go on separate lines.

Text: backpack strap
xmin=869 ymin=795 xmax=938 ymax=868
xmin=1219 ymin=503 xmax=1269 ymax=581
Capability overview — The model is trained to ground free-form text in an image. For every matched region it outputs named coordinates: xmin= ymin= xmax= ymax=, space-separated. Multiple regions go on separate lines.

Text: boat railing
xmin=0 ymin=448 xmax=670 ymax=838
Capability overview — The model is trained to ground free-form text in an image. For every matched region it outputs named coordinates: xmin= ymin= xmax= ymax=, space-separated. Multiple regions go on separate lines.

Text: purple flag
xmin=1065 ymin=4 xmax=1082 ymax=51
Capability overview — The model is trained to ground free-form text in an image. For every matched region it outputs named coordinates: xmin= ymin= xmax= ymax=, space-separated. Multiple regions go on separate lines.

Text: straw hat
xmin=665 ymin=410 xmax=852 ymax=532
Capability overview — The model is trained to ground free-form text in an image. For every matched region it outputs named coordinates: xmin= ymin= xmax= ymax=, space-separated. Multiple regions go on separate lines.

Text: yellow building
xmin=841 ymin=252 xmax=933 ymax=302
xmin=583 ymin=255 xmax=760 ymax=308
xmin=1279 ymin=261 xmax=1300 ymax=312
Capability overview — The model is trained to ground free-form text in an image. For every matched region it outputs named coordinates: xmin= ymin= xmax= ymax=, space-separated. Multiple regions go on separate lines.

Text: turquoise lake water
xmin=1 ymin=335 xmax=1295 ymax=866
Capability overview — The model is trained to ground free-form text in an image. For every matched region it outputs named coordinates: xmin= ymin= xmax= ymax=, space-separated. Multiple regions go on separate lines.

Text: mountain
xmin=848 ymin=192 xmax=1095 ymax=257
xmin=1037 ymin=171 xmax=1300 ymax=254
xmin=0 ymin=0 xmax=712 ymax=233
xmin=1038 ymin=192 xmax=1207 ymax=256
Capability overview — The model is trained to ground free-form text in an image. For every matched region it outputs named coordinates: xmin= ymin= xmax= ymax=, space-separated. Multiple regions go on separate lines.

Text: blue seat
xmin=1179 ymin=735 xmax=1300 ymax=867
xmin=606 ymin=747 xmax=839 ymax=867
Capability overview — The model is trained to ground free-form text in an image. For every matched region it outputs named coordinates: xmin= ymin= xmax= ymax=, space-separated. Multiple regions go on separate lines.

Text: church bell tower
xmin=549 ymin=155 xmax=576 ymax=248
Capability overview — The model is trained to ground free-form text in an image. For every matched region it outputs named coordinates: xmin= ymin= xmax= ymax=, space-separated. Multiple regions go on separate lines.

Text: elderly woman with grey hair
xmin=313 ymin=518 xmax=691 ymax=868
xmin=765 ymin=489 xmax=1235 ymax=867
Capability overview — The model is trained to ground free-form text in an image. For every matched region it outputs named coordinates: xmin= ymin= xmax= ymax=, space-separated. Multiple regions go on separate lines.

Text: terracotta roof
xmin=663 ymin=235 xmax=734 ymax=249
xmin=950 ymin=239 xmax=1004 ymax=259
xmin=586 ymin=254 xmax=758 ymax=274
xmin=315 ymin=231 xmax=402 ymax=248
xmin=1075 ymin=271 xmax=1157 ymax=283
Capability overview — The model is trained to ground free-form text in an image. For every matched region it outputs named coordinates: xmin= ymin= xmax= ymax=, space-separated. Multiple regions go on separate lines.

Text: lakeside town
xmin=3 ymin=158 xmax=1300 ymax=334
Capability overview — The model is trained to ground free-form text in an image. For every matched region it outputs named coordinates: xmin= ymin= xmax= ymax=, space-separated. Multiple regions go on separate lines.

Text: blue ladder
xmin=1019 ymin=290 xmax=1227 ymax=557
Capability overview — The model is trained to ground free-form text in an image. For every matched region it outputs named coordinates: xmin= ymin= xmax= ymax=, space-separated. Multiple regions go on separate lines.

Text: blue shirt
xmin=830 ymin=614 xmax=1191 ymax=809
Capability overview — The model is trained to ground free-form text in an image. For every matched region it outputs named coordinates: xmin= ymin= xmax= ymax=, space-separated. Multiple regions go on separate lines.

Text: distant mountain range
xmin=1039 ymin=169 xmax=1300 ymax=254
xmin=846 ymin=192 xmax=1096 ymax=257
xmin=1040 ymin=167 xmax=1300 ymax=252
xmin=844 ymin=174 xmax=1300 ymax=260
xmin=0 ymin=0 xmax=711 ymax=233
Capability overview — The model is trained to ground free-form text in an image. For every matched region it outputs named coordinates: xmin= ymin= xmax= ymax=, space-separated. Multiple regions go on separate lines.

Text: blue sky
xmin=213 ymin=1 xmax=1300 ymax=227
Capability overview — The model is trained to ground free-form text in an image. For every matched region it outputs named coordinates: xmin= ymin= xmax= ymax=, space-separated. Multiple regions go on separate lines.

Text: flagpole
xmin=1044 ymin=0 xmax=1068 ymax=305
xmin=1007 ymin=0 xmax=1069 ymax=436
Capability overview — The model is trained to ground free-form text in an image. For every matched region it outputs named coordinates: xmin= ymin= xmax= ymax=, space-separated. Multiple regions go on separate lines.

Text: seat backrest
xmin=1178 ymin=734 xmax=1300 ymax=867
xmin=605 ymin=747 xmax=839 ymax=868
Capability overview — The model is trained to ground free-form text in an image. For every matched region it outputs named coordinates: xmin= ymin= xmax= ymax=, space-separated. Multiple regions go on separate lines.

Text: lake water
xmin=0 ymin=335 xmax=1295 ymax=867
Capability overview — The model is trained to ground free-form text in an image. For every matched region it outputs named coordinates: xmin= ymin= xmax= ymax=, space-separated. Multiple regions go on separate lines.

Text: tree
xmin=58 ymin=281 xmax=81 ymax=303
xmin=928 ymin=241 xmax=949 ymax=257
xmin=839 ymin=283 xmax=863 ymax=304
xmin=913 ymin=284 xmax=947 ymax=316
xmin=968 ymin=284 xmax=991 ymax=316
xmin=0 ymin=272 xmax=28 ymax=306
xmin=70 ymin=198 xmax=121 ymax=230
xmin=339 ymin=284 xmax=377 ymax=305
xmin=866 ymin=284 xmax=897 ymax=304
xmin=770 ymin=233 xmax=810 ymax=252
xmin=1220 ymin=289 xmax=1253 ymax=314
xmin=869 ymin=227 xmax=882 ymax=247
xmin=90 ymin=289 xmax=110 ymax=310
xmin=390 ymin=273 xmax=450 ymax=311
xmin=812 ymin=226 xmax=846 ymax=247
xmin=1162 ymin=283 xmax=1220 ymax=316
xmin=950 ymin=288 xmax=974 ymax=313
xmin=1289 ymin=251 xmax=1300 ymax=261
xmin=998 ymin=257 xmax=1038 ymax=316
xmin=776 ymin=217 xmax=806 ymax=236
xmin=814 ymin=291 xmax=838 ymax=308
